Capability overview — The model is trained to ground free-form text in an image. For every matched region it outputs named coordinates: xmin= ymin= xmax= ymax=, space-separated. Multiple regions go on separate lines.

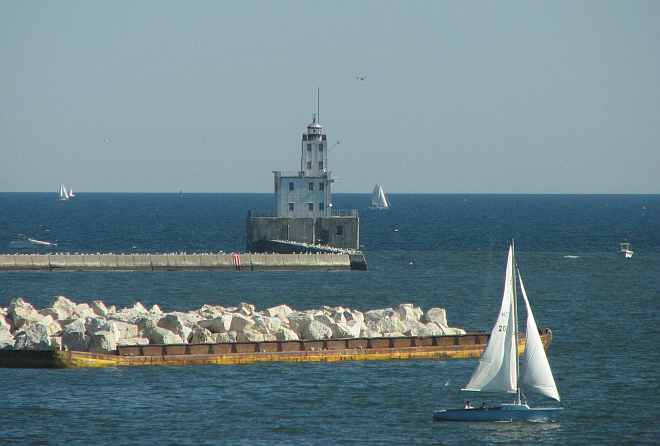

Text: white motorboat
xmin=619 ymin=242 xmax=634 ymax=258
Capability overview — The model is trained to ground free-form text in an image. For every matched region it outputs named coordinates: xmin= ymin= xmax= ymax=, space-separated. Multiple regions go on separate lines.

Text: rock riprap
xmin=0 ymin=296 xmax=465 ymax=352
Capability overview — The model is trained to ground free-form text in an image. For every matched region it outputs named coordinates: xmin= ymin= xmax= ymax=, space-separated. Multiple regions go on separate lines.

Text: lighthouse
xmin=273 ymin=113 xmax=332 ymax=218
xmin=247 ymin=94 xmax=360 ymax=254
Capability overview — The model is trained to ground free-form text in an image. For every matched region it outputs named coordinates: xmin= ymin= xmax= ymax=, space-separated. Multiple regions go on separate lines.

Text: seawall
xmin=0 ymin=330 xmax=553 ymax=368
xmin=0 ymin=252 xmax=366 ymax=271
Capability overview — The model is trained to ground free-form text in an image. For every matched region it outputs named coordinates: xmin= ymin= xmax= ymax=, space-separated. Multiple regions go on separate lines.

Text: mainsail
xmin=371 ymin=184 xmax=389 ymax=209
xmin=463 ymin=246 xmax=518 ymax=394
xmin=58 ymin=184 xmax=69 ymax=200
xmin=519 ymin=272 xmax=561 ymax=401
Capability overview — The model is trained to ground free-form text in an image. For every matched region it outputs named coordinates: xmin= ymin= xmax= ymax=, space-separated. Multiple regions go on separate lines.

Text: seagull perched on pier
xmin=355 ymin=75 xmax=367 ymax=81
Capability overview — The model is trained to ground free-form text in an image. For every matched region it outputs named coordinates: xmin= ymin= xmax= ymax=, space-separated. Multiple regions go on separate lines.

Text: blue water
xmin=1 ymin=193 xmax=659 ymax=445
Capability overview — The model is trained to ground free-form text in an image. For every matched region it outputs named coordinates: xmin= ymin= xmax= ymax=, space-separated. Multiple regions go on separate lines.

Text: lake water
xmin=1 ymin=193 xmax=659 ymax=445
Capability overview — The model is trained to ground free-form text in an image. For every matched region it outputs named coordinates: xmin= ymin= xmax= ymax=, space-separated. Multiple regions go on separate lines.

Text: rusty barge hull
xmin=0 ymin=330 xmax=552 ymax=369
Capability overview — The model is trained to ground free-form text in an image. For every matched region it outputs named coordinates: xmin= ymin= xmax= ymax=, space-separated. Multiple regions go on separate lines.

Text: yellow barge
xmin=0 ymin=329 xmax=552 ymax=368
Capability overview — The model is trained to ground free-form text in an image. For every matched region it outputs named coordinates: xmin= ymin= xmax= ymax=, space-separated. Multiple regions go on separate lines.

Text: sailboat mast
xmin=512 ymin=239 xmax=522 ymax=405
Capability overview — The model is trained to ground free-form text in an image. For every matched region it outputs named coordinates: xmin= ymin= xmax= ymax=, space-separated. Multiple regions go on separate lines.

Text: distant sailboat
xmin=58 ymin=184 xmax=75 ymax=200
xmin=58 ymin=184 xmax=70 ymax=201
xmin=433 ymin=242 xmax=562 ymax=422
xmin=370 ymin=184 xmax=390 ymax=209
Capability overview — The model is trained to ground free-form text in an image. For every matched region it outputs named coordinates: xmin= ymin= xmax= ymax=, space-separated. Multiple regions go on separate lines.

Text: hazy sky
xmin=1 ymin=1 xmax=659 ymax=193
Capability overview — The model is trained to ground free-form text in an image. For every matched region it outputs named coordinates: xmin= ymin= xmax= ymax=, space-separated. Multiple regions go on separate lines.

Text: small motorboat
xmin=619 ymin=242 xmax=634 ymax=258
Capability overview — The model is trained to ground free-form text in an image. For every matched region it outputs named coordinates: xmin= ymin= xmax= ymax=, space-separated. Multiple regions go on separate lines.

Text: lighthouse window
xmin=318 ymin=161 xmax=324 ymax=170
xmin=318 ymin=144 xmax=323 ymax=152
xmin=319 ymin=183 xmax=324 ymax=191
xmin=288 ymin=203 xmax=295 ymax=212
xmin=336 ymin=225 xmax=344 ymax=236
xmin=289 ymin=182 xmax=294 ymax=191
xmin=307 ymin=144 xmax=312 ymax=151
xmin=308 ymin=182 xmax=314 ymax=191
xmin=308 ymin=203 xmax=314 ymax=211
xmin=319 ymin=202 xmax=324 ymax=211
xmin=306 ymin=161 xmax=312 ymax=169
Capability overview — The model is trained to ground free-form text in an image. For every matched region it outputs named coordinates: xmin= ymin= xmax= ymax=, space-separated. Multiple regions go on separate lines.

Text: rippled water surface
xmin=1 ymin=193 xmax=659 ymax=445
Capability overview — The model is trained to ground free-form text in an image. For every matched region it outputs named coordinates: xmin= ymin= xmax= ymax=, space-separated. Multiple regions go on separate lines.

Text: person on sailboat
xmin=464 ymin=401 xmax=472 ymax=409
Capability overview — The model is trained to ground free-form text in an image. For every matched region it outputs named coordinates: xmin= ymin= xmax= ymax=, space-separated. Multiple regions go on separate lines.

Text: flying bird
xmin=355 ymin=75 xmax=367 ymax=81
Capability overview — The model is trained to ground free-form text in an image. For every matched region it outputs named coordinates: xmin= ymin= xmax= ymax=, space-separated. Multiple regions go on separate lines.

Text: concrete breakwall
xmin=0 ymin=252 xmax=359 ymax=271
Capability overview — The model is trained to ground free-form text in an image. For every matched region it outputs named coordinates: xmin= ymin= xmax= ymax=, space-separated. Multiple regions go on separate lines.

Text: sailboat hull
xmin=433 ymin=404 xmax=562 ymax=422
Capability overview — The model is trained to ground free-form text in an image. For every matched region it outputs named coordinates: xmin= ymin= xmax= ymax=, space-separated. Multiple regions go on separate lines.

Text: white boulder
xmin=8 ymin=298 xmax=44 ymax=329
xmin=1 ymin=313 xmax=13 ymax=331
xmin=74 ymin=303 xmax=96 ymax=320
xmin=62 ymin=319 xmax=89 ymax=351
xmin=88 ymin=330 xmax=118 ymax=353
xmin=157 ymin=313 xmax=194 ymax=341
xmin=13 ymin=323 xmax=56 ymax=350
xmin=253 ymin=314 xmax=282 ymax=334
xmin=300 ymin=320 xmax=333 ymax=340
xmin=397 ymin=303 xmax=423 ymax=322
xmin=366 ymin=316 xmax=406 ymax=336
xmin=48 ymin=296 xmax=78 ymax=320
xmin=113 ymin=321 xmax=139 ymax=340
xmin=360 ymin=326 xmax=381 ymax=338
xmin=422 ymin=308 xmax=448 ymax=327
xmin=189 ymin=327 xmax=215 ymax=344
xmin=112 ymin=302 xmax=150 ymax=323
xmin=365 ymin=308 xmax=398 ymax=322
xmin=238 ymin=302 xmax=255 ymax=316
xmin=274 ymin=327 xmax=299 ymax=341
xmin=402 ymin=320 xmax=436 ymax=337
xmin=237 ymin=328 xmax=266 ymax=342
xmin=197 ymin=304 xmax=225 ymax=320
xmin=143 ymin=324 xmax=183 ymax=345
xmin=264 ymin=304 xmax=293 ymax=320
xmin=331 ymin=320 xmax=363 ymax=339
xmin=441 ymin=326 xmax=466 ymax=336
xmin=229 ymin=313 xmax=254 ymax=332
xmin=287 ymin=312 xmax=314 ymax=335
xmin=0 ymin=328 xmax=14 ymax=349
xmin=199 ymin=315 xmax=233 ymax=333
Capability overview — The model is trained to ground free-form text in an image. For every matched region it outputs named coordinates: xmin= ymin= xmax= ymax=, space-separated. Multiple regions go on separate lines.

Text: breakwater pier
xmin=0 ymin=252 xmax=367 ymax=271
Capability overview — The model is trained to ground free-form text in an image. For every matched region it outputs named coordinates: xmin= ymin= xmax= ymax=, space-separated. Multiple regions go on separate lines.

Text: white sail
xmin=519 ymin=272 xmax=561 ymax=401
xmin=68 ymin=187 xmax=75 ymax=197
xmin=58 ymin=184 xmax=69 ymax=200
xmin=463 ymin=246 xmax=518 ymax=394
xmin=371 ymin=184 xmax=389 ymax=209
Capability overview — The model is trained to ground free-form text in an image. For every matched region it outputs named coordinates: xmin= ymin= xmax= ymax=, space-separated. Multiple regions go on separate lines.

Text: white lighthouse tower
xmin=273 ymin=101 xmax=333 ymax=218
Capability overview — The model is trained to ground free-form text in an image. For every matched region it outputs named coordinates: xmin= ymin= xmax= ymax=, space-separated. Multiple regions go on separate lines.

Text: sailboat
xmin=433 ymin=242 xmax=562 ymax=422
xmin=58 ymin=184 xmax=70 ymax=201
xmin=370 ymin=184 xmax=390 ymax=209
